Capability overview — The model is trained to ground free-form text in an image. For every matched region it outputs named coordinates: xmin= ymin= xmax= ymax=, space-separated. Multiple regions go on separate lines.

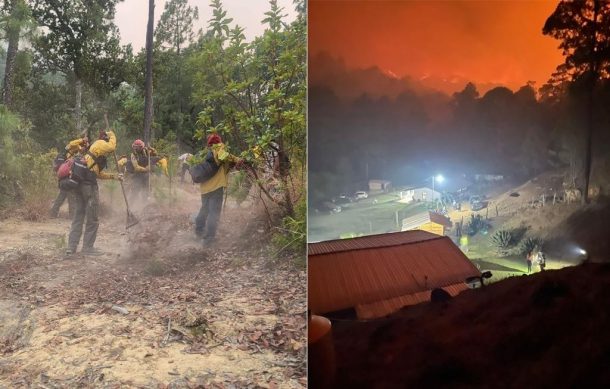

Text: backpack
xmin=53 ymin=152 xmax=67 ymax=172
xmin=189 ymin=150 xmax=220 ymax=184
xmin=56 ymin=152 xmax=104 ymax=189
xmin=57 ymin=158 xmax=75 ymax=179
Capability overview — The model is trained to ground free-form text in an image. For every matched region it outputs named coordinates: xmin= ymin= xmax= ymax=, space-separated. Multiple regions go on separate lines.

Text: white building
xmin=401 ymin=186 xmax=441 ymax=202
xmin=369 ymin=179 xmax=392 ymax=192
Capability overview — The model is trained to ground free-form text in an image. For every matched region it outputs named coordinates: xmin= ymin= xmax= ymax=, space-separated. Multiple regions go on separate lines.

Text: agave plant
xmin=491 ymin=230 xmax=512 ymax=255
xmin=520 ymin=237 xmax=542 ymax=256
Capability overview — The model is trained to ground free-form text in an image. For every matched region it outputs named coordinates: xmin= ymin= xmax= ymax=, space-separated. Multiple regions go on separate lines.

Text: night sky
xmin=309 ymin=0 xmax=564 ymax=94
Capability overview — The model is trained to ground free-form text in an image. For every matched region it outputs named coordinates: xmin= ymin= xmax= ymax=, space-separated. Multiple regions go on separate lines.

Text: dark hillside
xmin=332 ymin=262 xmax=610 ymax=388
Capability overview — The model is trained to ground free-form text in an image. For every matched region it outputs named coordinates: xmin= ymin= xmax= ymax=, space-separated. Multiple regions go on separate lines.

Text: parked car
xmin=354 ymin=191 xmax=368 ymax=200
xmin=471 ymin=198 xmax=488 ymax=211
xmin=323 ymin=201 xmax=342 ymax=214
xmin=333 ymin=194 xmax=353 ymax=205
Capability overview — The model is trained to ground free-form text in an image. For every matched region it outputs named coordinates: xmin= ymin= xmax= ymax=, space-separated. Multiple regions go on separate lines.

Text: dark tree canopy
xmin=543 ymin=0 xmax=610 ymax=82
xmin=31 ymin=0 xmax=125 ymax=89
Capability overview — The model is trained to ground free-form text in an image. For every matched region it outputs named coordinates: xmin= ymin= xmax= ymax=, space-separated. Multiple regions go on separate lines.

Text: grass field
xmin=308 ymin=193 xmax=429 ymax=242
xmin=464 ymin=223 xmax=579 ymax=283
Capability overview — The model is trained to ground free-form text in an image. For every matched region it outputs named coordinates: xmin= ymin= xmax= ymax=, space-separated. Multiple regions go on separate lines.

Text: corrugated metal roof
xmin=401 ymin=211 xmax=451 ymax=231
xmin=308 ymin=232 xmax=480 ymax=319
xmin=429 ymin=212 xmax=452 ymax=227
xmin=308 ymin=230 xmax=440 ymax=255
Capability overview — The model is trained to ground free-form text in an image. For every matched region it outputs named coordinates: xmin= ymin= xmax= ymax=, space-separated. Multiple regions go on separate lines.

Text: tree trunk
xmin=75 ymin=76 xmax=82 ymax=134
xmin=2 ymin=0 xmax=20 ymax=109
xmin=582 ymin=0 xmax=600 ymax=205
xmin=582 ymin=81 xmax=594 ymax=205
xmin=276 ymin=140 xmax=294 ymax=218
xmin=143 ymin=0 xmax=155 ymax=144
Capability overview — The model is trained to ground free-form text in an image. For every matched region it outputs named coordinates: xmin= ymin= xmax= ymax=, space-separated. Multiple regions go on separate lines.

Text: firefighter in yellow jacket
xmin=195 ymin=133 xmax=242 ymax=245
xmin=117 ymin=153 xmax=168 ymax=177
xmin=66 ymin=130 xmax=123 ymax=256
xmin=50 ymin=134 xmax=89 ymax=218
xmin=128 ymin=139 xmax=169 ymax=202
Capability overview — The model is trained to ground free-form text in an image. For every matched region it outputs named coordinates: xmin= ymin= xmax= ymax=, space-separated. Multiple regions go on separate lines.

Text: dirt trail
xmin=0 ymin=185 xmax=306 ymax=388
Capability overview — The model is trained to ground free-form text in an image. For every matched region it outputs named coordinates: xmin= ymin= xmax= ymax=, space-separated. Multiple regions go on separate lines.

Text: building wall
xmin=419 ymin=222 xmax=445 ymax=236
xmin=413 ymin=188 xmax=441 ymax=201
xmin=399 ymin=190 xmax=415 ymax=202
xmin=369 ymin=180 xmax=392 ymax=192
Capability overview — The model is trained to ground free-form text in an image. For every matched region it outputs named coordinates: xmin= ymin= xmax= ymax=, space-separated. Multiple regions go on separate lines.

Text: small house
xmin=369 ymin=179 xmax=392 ymax=192
xmin=401 ymin=211 xmax=452 ymax=236
xmin=308 ymin=230 xmax=481 ymax=319
xmin=411 ymin=187 xmax=441 ymax=202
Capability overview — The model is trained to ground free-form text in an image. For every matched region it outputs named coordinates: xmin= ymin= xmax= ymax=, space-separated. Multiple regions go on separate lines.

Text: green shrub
xmin=1 ymin=109 xmax=59 ymax=213
xmin=227 ymin=170 xmax=251 ymax=205
xmin=272 ymin=198 xmax=305 ymax=262
xmin=0 ymin=108 xmax=23 ymax=207
xmin=467 ymin=214 xmax=490 ymax=236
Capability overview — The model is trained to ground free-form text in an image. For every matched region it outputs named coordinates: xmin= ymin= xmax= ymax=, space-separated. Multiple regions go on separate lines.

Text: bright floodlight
xmin=435 ymin=174 xmax=445 ymax=183
xmin=578 ymin=248 xmax=587 ymax=255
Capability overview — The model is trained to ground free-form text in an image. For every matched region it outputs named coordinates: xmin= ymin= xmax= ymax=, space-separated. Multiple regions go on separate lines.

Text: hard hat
xmin=132 ymin=139 xmax=145 ymax=149
xmin=206 ymin=133 xmax=222 ymax=146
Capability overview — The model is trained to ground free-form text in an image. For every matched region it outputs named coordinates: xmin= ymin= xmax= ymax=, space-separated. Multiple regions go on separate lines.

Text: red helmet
xmin=132 ymin=139 xmax=145 ymax=150
xmin=207 ymin=133 xmax=222 ymax=146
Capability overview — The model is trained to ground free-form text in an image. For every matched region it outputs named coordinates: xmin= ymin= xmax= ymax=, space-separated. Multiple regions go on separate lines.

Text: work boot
xmin=49 ymin=210 xmax=59 ymax=218
xmin=64 ymin=247 xmax=77 ymax=257
xmin=81 ymin=247 xmax=104 ymax=256
xmin=202 ymin=237 xmax=216 ymax=247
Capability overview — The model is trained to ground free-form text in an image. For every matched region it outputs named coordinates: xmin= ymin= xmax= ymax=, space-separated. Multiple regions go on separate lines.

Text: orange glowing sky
xmin=309 ymin=0 xmax=564 ymax=94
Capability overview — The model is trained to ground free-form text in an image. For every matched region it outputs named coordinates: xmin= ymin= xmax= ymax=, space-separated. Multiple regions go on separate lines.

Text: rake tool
xmin=104 ymin=113 xmax=139 ymax=229
xmin=113 ymin=151 xmax=140 ymax=229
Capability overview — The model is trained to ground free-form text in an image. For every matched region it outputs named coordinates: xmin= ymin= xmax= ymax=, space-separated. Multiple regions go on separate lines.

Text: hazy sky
xmin=309 ymin=0 xmax=564 ymax=93
xmin=116 ymin=0 xmax=298 ymax=50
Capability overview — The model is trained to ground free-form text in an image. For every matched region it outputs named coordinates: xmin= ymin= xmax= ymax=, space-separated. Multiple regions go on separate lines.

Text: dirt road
xmin=0 ymin=191 xmax=306 ymax=388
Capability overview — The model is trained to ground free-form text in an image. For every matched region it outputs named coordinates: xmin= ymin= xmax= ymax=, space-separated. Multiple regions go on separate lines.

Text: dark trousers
xmin=527 ymin=261 xmax=532 ymax=273
xmin=130 ymin=173 xmax=149 ymax=203
xmin=195 ymin=187 xmax=224 ymax=241
xmin=68 ymin=183 xmax=99 ymax=251
xmin=50 ymin=188 xmax=74 ymax=217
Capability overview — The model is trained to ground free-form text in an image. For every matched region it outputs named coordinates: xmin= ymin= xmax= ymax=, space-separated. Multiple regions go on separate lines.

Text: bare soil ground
xmin=0 ymin=185 xmax=306 ymax=388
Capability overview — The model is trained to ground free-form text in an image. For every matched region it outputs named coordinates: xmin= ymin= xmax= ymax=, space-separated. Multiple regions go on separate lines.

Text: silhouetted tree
xmin=543 ymin=0 xmax=610 ymax=203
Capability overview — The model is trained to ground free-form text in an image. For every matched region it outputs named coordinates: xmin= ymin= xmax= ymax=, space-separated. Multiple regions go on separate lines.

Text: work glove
xmin=117 ymin=173 xmax=124 ymax=181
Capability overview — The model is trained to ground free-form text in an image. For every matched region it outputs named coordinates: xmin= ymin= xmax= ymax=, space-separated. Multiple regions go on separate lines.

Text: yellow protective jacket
xmin=65 ymin=138 xmax=88 ymax=158
xmin=130 ymin=147 xmax=157 ymax=173
xmin=156 ymin=157 xmax=169 ymax=177
xmin=127 ymin=148 xmax=169 ymax=177
xmin=200 ymin=143 xmax=239 ymax=194
xmin=85 ymin=131 xmax=117 ymax=180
